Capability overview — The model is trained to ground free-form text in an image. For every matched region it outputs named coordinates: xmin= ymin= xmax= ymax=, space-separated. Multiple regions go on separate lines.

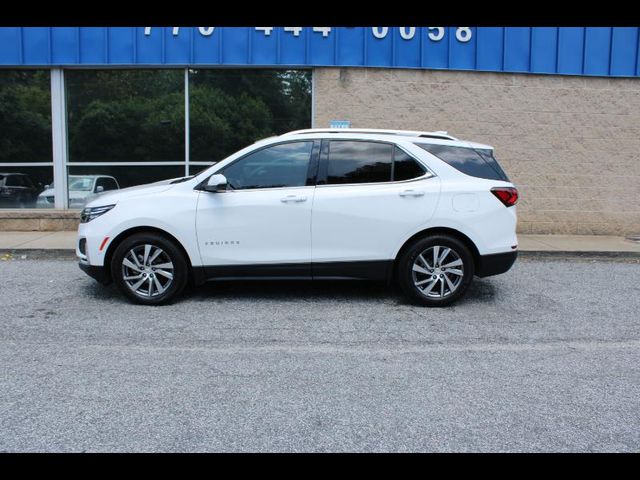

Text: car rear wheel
xmin=397 ymin=235 xmax=475 ymax=307
xmin=111 ymin=232 xmax=189 ymax=305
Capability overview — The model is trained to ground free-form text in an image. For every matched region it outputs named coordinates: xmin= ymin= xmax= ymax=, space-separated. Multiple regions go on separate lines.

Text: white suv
xmin=77 ymin=129 xmax=518 ymax=307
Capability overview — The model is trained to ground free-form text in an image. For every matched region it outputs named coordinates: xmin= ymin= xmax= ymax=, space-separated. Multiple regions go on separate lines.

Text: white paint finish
xmin=78 ymin=180 xmax=200 ymax=267
xmin=452 ymin=193 xmax=479 ymax=212
xmin=195 ymin=187 xmax=314 ymax=265
xmin=50 ymin=69 xmax=68 ymax=210
xmin=78 ymin=129 xmax=518 ymax=271
xmin=311 ymin=178 xmax=441 ymax=262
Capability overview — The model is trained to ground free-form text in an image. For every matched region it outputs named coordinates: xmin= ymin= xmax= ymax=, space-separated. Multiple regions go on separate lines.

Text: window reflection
xmin=327 ymin=141 xmax=393 ymax=185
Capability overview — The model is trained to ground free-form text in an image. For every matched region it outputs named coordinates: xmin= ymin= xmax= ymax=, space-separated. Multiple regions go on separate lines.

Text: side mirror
xmin=95 ymin=186 xmax=105 ymax=193
xmin=203 ymin=174 xmax=228 ymax=193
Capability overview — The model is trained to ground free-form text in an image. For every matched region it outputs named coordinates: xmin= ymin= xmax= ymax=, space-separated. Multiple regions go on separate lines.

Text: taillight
xmin=491 ymin=187 xmax=518 ymax=207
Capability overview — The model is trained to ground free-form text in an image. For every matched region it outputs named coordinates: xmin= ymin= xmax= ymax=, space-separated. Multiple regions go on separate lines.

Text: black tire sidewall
xmin=111 ymin=232 xmax=188 ymax=305
xmin=398 ymin=235 xmax=475 ymax=307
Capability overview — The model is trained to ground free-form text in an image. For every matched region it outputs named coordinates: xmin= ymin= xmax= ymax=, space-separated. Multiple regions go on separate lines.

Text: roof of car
xmin=277 ymin=128 xmax=492 ymax=150
xmin=69 ymin=175 xmax=116 ymax=180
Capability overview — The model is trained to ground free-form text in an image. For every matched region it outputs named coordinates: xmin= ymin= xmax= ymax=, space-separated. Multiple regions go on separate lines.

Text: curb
xmin=2 ymin=249 xmax=640 ymax=262
xmin=517 ymin=250 xmax=640 ymax=261
xmin=0 ymin=249 xmax=78 ymax=260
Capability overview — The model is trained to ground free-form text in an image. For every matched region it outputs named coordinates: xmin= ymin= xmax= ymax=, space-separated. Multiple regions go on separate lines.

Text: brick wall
xmin=313 ymin=68 xmax=640 ymax=236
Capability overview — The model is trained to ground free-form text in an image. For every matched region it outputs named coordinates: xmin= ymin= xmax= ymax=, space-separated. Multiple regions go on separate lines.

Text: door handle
xmin=280 ymin=195 xmax=307 ymax=203
xmin=399 ymin=189 xmax=425 ymax=197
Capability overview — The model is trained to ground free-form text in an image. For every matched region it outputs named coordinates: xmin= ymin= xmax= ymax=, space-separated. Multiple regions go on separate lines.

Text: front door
xmin=196 ymin=140 xmax=319 ymax=276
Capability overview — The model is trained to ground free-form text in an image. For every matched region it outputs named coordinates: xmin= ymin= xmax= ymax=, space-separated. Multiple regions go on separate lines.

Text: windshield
xmin=68 ymin=177 xmax=95 ymax=192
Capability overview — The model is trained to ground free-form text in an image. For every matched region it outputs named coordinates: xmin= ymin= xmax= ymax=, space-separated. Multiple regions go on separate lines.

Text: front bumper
xmin=476 ymin=250 xmax=518 ymax=277
xmin=79 ymin=261 xmax=111 ymax=285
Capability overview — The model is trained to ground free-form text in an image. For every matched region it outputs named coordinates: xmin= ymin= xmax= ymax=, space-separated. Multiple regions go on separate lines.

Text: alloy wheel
xmin=121 ymin=244 xmax=174 ymax=298
xmin=411 ymin=245 xmax=464 ymax=298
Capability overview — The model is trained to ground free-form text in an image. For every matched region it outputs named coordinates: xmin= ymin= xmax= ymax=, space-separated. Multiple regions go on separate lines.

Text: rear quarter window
xmin=415 ymin=143 xmax=509 ymax=182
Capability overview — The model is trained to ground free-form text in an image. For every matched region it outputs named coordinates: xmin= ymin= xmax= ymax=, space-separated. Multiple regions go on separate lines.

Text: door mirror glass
xmin=95 ymin=185 xmax=104 ymax=193
xmin=204 ymin=174 xmax=228 ymax=193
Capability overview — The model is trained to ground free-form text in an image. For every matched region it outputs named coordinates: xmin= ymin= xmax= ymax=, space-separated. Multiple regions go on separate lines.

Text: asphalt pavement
xmin=0 ymin=255 xmax=639 ymax=452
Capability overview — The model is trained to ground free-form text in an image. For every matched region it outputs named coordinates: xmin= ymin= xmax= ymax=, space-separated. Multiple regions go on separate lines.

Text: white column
xmin=50 ymin=69 xmax=69 ymax=209
xmin=184 ymin=67 xmax=190 ymax=176
xmin=311 ymin=69 xmax=316 ymax=128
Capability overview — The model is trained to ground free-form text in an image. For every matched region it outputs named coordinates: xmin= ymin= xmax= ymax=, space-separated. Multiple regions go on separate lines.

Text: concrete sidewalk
xmin=2 ymin=230 xmax=640 ymax=254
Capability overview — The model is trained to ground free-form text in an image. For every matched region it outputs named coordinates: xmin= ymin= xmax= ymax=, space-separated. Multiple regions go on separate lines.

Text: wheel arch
xmin=391 ymin=226 xmax=481 ymax=283
xmin=103 ymin=226 xmax=193 ymax=283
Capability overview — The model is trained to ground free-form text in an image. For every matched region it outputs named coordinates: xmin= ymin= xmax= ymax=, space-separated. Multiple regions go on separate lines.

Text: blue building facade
xmin=0 ymin=26 xmax=639 ymax=77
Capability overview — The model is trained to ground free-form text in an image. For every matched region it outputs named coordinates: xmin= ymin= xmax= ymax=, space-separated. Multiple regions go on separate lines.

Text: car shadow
xmin=81 ymin=277 xmax=498 ymax=306
xmin=190 ymin=277 xmax=498 ymax=305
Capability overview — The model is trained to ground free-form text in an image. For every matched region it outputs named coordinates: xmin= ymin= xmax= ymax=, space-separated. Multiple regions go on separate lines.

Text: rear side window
xmin=415 ymin=143 xmax=509 ymax=181
xmin=393 ymin=146 xmax=426 ymax=181
xmin=327 ymin=141 xmax=393 ymax=185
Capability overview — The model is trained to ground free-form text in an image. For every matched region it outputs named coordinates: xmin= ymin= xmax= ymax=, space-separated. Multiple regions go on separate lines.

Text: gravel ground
xmin=0 ymin=255 xmax=639 ymax=452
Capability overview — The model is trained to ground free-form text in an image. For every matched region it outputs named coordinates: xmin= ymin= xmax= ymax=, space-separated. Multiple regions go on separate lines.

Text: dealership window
xmin=2 ymin=67 xmax=311 ymax=210
xmin=64 ymin=69 xmax=185 ymax=208
xmin=0 ymin=70 xmax=53 ymax=208
xmin=188 ymin=69 xmax=312 ymax=169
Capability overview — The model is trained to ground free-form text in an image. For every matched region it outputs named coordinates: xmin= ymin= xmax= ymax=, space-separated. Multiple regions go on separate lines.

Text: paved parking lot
xmin=0 ymin=255 xmax=639 ymax=452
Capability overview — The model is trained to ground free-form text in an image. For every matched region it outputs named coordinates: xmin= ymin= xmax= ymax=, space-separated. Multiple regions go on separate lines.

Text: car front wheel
xmin=111 ymin=232 xmax=189 ymax=305
xmin=397 ymin=235 xmax=475 ymax=307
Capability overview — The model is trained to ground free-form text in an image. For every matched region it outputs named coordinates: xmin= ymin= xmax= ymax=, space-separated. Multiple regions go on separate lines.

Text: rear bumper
xmin=476 ymin=250 xmax=517 ymax=277
xmin=79 ymin=261 xmax=111 ymax=285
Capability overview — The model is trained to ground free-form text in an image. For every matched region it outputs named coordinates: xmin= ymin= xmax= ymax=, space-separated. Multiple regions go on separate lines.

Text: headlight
xmin=80 ymin=204 xmax=115 ymax=223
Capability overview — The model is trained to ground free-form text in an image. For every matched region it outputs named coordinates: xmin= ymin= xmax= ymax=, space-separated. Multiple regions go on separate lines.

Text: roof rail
xmin=281 ymin=128 xmax=458 ymax=141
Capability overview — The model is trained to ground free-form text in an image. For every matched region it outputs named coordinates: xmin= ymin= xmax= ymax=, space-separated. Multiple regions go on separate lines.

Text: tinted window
xmin=222 ymin=141 xmax=313 ymax=190
xmin=22 ymin=176 xmax=36 ymax=188
xmin=393 ymin=147 xmax=426 ymax=181
xmin=96 ymin=177 xmax=118 ymax=191
xmin=415 ymin=144 xmax=509 ymax=181
xmin=475 ymin=148 xmax=509 ymax=181
xmin=5 ymin=175 xmax=24 ymax=187
xmin=327 ymin=141 xmax=393 ymax=185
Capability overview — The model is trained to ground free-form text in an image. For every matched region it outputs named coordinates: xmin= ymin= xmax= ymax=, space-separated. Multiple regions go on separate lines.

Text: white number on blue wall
xmin=143 ymin=27 xmax=473 ymax=43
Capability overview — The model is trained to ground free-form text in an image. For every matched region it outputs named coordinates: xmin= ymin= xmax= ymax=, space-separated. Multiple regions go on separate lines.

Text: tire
xmin=111 ymin=232 xmax=189 ymax=305
xmin=396 ymin=235 xmax=475 ymax=307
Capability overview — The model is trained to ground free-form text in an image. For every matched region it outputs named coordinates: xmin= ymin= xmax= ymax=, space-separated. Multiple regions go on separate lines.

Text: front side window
xmin=326 ymin=141 xmax=393 ymax=185
xmin=221 ymin=141 xmax=313 ymax=190
xmin=5 ymin=175 xmax=24 ymax=187
xmin=95 ymin=177 xmax=118 ymax=191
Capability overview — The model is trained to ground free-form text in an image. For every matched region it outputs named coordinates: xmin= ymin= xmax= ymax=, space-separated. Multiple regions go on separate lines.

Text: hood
xmin=39 ymin=187 xmax=91 ymax=200
xmin=83 ymin=178 xmax=179 ymax=208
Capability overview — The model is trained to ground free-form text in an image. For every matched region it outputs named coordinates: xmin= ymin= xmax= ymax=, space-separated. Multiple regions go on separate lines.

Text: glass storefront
xmin=0 ymin=70 xmax=53 ymax=208
xmin=189 ymin=69 xmax=312 ymax=163
xmin=0 ymin=68 xmax=311 ymax=209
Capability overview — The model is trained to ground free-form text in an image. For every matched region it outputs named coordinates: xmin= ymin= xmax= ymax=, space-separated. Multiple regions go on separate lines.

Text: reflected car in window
xmin=0 ymin=173 xmax=44 ymax=208
xmin=37 ymin=175 xmax=120 ymax=208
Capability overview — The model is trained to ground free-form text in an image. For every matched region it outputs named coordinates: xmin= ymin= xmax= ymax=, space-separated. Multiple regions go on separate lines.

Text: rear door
xmin=311 ymin=139 xmax=440 ymax=270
